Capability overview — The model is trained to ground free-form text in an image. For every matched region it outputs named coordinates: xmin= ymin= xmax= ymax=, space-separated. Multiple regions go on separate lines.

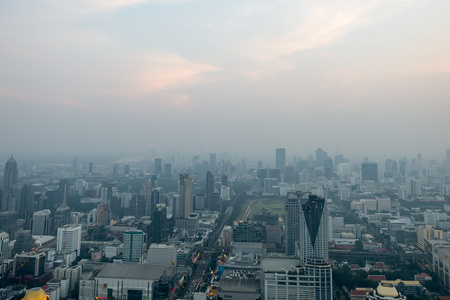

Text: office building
xmin=96 ymin=203 xmax=109 ymax=225
xmin=315 ymin=148 xmax=327 ymax=167
xmin=233 ymin=221 xmax=266 ymax=243
xmin=12 ymin=229 xmax=34 ymax=256
xmin=123 ymin=229 xmax=145 ymax=263
xmin=150 ymin=188 xmax=163 ymax=219
xmin=147 ymin=244 xmax=177 ymax=266
xmin=54 ymin=203 xmax=71 ymax=233
xmin=0 ymin=232 xmax=9 ymax=263
xmin=79 ymin=264 xmax=174 ymax=300
xmin=152 ymin=204 xmax=167 ymax=243
xmin=32 ymin=209 xmax=52 ymax=235
xmin=179 ymin=174 xmax=194 ymax=219
xmin=433 ymin=245 xmax=450 ymax=290
xmin=361 ymin=162 xmax=378 ymax=183
xmin=73 ymin=157 xmax=78 ymax=174
xmin=154 ymin=157 xmax=162 ymax=175
xmin=276 ymin=148 xmax=286 ymax=171
xmin=405 ymin=178 xmax=422 ymax=196
xmin=206 ymin=171 xmax=214 ymax=210
xmin=57 ymin=225 xmax=82 ymax=257
xmin=324 ymin=157 xmax=333 ymax=179
xmin=188 ymin=213 xmax=200 ymax=237
xmin=284 ymin=165 xmax=296 ymax=184
xmin=447 ymin=149 xmax=450 ymax=172
xmin=2 ymin=156 xmax=18 ymax=212
xmin=209 ymin=153 xmax=216 ymax=173
xmin=262 ymin=257 xmax=332 ymax=300
xmin=0 ymin=211 xmax=18 ymax=239
xmin=13 ymin=252 xmax=46 ymax=277
xmin=141 ymin=179 xmax=153 ymax=216
xmin=20 ymin=184 xmax=34 ymax=215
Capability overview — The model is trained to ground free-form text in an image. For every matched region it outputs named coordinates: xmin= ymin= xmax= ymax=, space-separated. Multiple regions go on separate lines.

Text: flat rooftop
xmin=97 ymin=264 xmax=174 ymax=281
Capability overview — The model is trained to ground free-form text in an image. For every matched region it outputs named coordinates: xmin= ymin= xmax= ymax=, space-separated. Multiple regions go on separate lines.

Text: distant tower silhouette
xmin=205 ymin=171 xmax=214 ymax=210
xmin=276 ymin=148 xmax=286 ymax=172
xmin=154 ymin=157 xmax=162 ymax=175
xmin=209 ymin=153 xmax=216 ymax=174
xmin=2 ymin=156 xmax=18 ymax=212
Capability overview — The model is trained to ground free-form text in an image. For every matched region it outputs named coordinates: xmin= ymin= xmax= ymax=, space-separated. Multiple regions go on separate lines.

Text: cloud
xmin=231 ymin=0 xmax=408 ymax=80
xmin=44 ymin=0 xmax=197 ymax=16
xmin=97 ymin=50 xmax=220 ymax=99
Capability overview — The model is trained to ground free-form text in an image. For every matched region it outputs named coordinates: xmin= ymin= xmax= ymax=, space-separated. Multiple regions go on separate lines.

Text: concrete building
xmin=79 ymin=263 xmax=174 ymax=300
xmin=261 ymin=257 xmax=332 ymax=300
xmin=54 ymin=265 xmax=82 ymax=291
xmin=432 ymin=245 xmax=450 ymax=289
xmin=188 ymin=213 xmax=200 ymax=238
xmin=146 ymin=244 xmax=177 ymax=266
xmin=0 ymin=231 xmax=9 ymax=263
xmin=32 ymin=209 xmax=52 ymax=235
xmin=218 ymin=269 xmax=260 ymax=300
xmin=57 ymin=224 xmax=82 ymax=258
xmin=417 ymin=225 xmax=444 ymax=251
xmin=123 ymin=229 xmax=145 ymax=263
xmin=13 ymin=251 xmax=46 ymax=277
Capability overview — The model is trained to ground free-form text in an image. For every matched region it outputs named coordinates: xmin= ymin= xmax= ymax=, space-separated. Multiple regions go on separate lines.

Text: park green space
xmin=238 ymin=197 xmax=285 ymax=222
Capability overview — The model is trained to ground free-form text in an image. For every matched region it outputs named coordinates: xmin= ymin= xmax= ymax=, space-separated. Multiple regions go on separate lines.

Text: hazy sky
xmin=1 ymin=0 xmax=449 ymax=162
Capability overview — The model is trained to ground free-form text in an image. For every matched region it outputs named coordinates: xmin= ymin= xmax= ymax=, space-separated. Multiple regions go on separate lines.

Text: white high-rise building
xmin=0 ymin=232 xmax=9 ymax=263
xmin=377 ymin=197 xmax=391 ymax=212
xmin=424 ymin=210 xmax=447 ymax=226
xmin=146 ymin=244 xmax=177 ymax=266
xmin=57 ymin=225 xmax=82 ymax=257
xmin=123 ymin=229 xmax=145 ymax=263
xmin=285 ymin=192 xmax=328 ymax=264
xmin=338 ymin=163 xmax=351 ymax=177
xmin=296 ymin=194 xmax=328 ymax=266
xmin=32 ymin=209 xmax=52 ymax=235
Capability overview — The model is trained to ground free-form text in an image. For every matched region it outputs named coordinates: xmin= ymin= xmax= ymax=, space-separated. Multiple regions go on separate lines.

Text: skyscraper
xmin=3 ymin=156 xmax=18 ymax=191
xmin=323 ymin=157 xmax=333 ymax=180
xmin=150 ymin=188 xmax=163 ymax=219
xmin=275 ymin=148 xmax=286 ymax=171
xmin=447 ymin=149 xmax=450 ymax=172
xmin=88 ymin=162 xmax=94 ymax=175
xmin=57 ymin=225 xmax=82 ymax=257
xmin=154 ymin=157 xmax=162 ymax=175
xmin=285 ymin=192 xmax=328 ymax=264
xmin=315 ymin=148 xmax=327 ymax=167
xmin=2 ymin=156 xmax=18 ymax=212
xmin=361 ymin=162 xmax=378 ymax=183
xmin=285 ymin=192 xmax=302 ymax=256
xmin=296 ymin=194 xmax=328 ymax=265
xmin=209 ymin=153 xmax=216 ymax=173
xmin=123 ymin=229 xmax=145 ymax=263
xmin=152 ymin=204 xmax=167 ymax=243
xmin=31 ymin=209 xmax=52 ymax=235
xmin=73 ymin=157 xmax=78 ymax=174
xmin=179 ymin=174 xmax=193 ymax=219
xmin=205 ymin=171 xmax=214 ymax=210
xmin=142 ymin=179 xmax=153 ymax=216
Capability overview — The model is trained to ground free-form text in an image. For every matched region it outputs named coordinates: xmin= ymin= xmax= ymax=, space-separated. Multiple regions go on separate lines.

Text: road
xmin=207 ymin=191 xmax=245 ymax=246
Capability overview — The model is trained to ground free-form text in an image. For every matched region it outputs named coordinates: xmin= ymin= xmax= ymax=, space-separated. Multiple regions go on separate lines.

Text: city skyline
xmin=1 ymin=0 xmax=450 ymax=160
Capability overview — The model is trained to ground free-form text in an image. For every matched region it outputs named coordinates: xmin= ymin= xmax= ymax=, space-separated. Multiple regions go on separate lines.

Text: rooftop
xmin=97 ymin=263 xmax=174 ymax=280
